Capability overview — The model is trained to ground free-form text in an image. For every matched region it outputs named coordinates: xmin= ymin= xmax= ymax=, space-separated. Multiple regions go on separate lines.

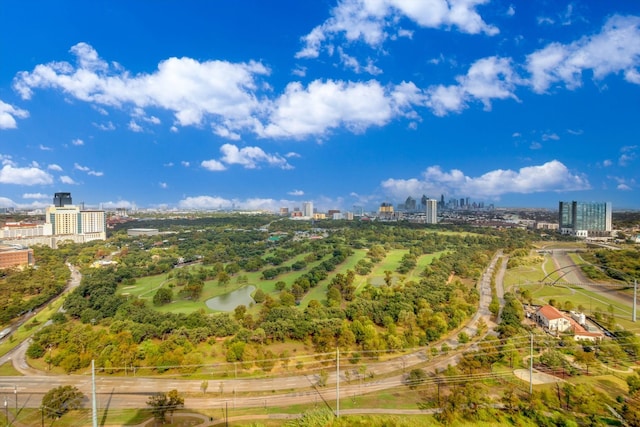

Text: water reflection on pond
xmin=205 ymin=285 xmax=256 ymax=311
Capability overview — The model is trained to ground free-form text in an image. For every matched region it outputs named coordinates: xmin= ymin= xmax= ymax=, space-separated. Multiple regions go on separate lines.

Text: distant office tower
xmin=425 ymin=199 xmax=438 ymax=224
xmin=53 ymin=192 xmax=72 ymax=207
xmin=559 ymin=201 xmax=612 ymax=238
xmin=302 ymin=201 xmax=314 ymax=218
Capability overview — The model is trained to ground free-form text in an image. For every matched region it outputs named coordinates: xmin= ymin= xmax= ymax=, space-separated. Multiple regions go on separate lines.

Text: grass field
xmin=116 ymin=247 xmax=446 ymax=315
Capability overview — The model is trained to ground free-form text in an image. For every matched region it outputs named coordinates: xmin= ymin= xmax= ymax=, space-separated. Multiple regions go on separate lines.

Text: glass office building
xmin=558 ymin=201 xmax=612 ymax=238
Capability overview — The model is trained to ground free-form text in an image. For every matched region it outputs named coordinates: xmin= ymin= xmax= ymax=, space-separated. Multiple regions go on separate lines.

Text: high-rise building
xmin=425 ymin=199 xmax=438 ymax=224
xmin=302 ymin=201 xmax=314 ymax=218
xmin=53 ymin=192 xmax=72 ymax=207
xmin=559 ymin=201 xmax=612 ymax=239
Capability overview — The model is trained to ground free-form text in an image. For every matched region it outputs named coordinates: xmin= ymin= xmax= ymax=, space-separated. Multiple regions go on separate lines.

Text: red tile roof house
xmin=534 ymin=305 xmax=604 ymax=341
xmin=535 ymin=305 xmax=572 ymax=334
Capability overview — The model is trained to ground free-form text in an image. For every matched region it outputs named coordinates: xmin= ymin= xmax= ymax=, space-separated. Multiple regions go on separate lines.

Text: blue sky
xmin=1 ymin=1 xmax=639 ymax=212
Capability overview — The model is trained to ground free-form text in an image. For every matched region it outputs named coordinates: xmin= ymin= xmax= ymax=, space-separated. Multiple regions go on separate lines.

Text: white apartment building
xmin=425 ymin=199 xmax=438 ymax=224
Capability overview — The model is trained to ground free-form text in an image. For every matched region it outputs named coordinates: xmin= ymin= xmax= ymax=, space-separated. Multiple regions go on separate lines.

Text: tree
xmin=42 ymin=385 xmax=84 ymax=419
xmin=405 ymin=368 xmax=427 ymax=389
xmin=146 ymin=389 xmax=184 ymax=424
xmin=153 ymin=288 xmax=173 ymax=306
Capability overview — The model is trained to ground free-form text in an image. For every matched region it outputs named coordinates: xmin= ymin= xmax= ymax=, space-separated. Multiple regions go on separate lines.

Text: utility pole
xmin=634 ymin=279 xmax=637 ymax=322
xmin=529 ymin=333 xmax=533 ymax=396
xmin=92 ymin=360 xmax=98 ymax=427
xmin=336 ymin=347 xmax=340 ymax=418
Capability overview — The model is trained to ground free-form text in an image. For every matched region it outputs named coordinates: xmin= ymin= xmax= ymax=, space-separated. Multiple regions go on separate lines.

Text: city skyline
xmin=1 ymin=1 xmax=639 ymax=211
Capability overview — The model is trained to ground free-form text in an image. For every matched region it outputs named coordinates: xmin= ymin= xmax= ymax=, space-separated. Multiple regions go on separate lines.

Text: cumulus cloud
xmin=288 ymin=189 xmax=305 ymax=196
xmin=71 ymin=138 xmax=84 ymax=146
xmin=0 ymin=99 xmax=29 ymax=129
xmin=526 ymin=15 xmax=640 ymax=93
xmin=263 ymin=79 xmax=422 ymax=138
xmin=426 ymin=56 xmax=519 ymax=116
xmin=202 ymin=143 xmax=293 ymax=171
xmin=14 ymin=42 xmax=270 ymax=137
xmin=381 ymin=160 xmax=590 ymax=199
xmin=39 ymin=144 xmax=52 ymax=151
xmin=48 ymin=164 xmax=63 ymax=171
xmin=60 ymin=176 xmax=76 ymax=184
xmin=0 ymin=197 xmax=16 ymax=208
xmin=296 ymin=0 xmax=498 ymax=59
xmin=220 ymin=144 xmax=292 ymax=169
xmin=0 ymin=163 xmax=53 ymax=185
xmin=201 ymin=159 xmax=227 ymax=171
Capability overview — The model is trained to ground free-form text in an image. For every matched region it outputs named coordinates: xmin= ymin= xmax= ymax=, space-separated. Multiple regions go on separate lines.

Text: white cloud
xmin=71 ymin=138 xmax=84 ymax=146
xmin=181 ymin=161 xmax=190 ymax=167
xmin=48 ymin=164 xmax=63 ymax=171
xmin=74 ymin=162 xmax=103 ymax=176
xmin=0 ymin=197 xmax=16 ymax=208
xmin=0 ymin=164 xmax=53 ymax=185
xmin=201 ymin=159 xmax=227 ymax=171
xmin=530 ymin=141 xmax=542 ymax=150
xmin=0 ymin=99 xmax=29 ymax=129
xmin=542 ymin=133 xmax=559 ymax=141
xmin=93 ymin=121 xmax=115 ymax=131
xmin=262 ymin=79 xmax=421 ymax=138
xmin=60 ymin=176 xmax=76 ymax=184
xmin=619 ymin=145 xmax=637 ymax=166
xmin=39 ymin=144 xmax=52 ymax=151
xmin=602 ymin=159 xmax=612 ymax=167
xmin=426 ymin=56 xmax=518 ymax=116
xmin=100 ymin=200 xmax=135 ymax=209
xmin=219 ymin=143 xmax=292 ymax=169
xmin=567 ymin=129 xmax=583 ymax=135
xmin=22 ymin=193 xmax=49 ymax=199
xmin=128 ymin=120 xmax=143 ymax=132
xmin=526 ymin=15 xmax=640 ymax=93
xmin=14 ymin=42 xmax=270 ymax=137
xmin=381 ymin=160 xmax=590 ymax=199
xmin=179 ymin=196 xmax=234 ymax=210
xmin=609 ymin=175 xmax=635 ymax=191
xmin=337 ymin=48 xmax=382 ymax=75
xmin=159 ymin=182 xmax=168 ymax=189
xmin=296 ymin=0 xmax=498 ymax=59
xmin=288 ymin=189 xmax=305 ymax=196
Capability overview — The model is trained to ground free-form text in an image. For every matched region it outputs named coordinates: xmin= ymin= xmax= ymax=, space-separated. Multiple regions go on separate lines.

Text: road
xmin=548 ymin=249 xmax=636 ymax=318
xmin=0 ymin=253 xmax=506 ymax=417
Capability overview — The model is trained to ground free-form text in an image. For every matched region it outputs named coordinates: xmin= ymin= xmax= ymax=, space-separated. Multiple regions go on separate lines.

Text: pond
xmin=205 ymin=285 xmax=256 ymax=312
